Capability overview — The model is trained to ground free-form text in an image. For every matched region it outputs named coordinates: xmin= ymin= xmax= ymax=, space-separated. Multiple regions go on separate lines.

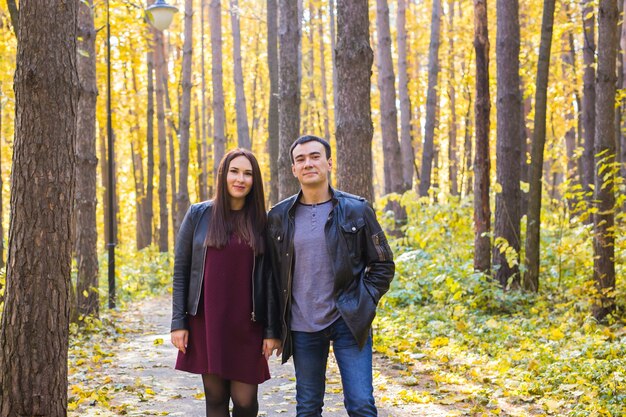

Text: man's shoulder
xmin=334 ymin=189 xmax=370 ymax=210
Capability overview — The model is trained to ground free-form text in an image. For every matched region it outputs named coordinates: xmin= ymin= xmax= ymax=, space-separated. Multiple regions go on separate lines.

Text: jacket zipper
xmin=250 ymin=255 xmax=256 ymax=322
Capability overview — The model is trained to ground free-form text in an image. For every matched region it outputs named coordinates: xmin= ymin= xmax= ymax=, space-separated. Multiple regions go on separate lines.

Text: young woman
xmin=170 ymin=149 xmax=281 ymax=417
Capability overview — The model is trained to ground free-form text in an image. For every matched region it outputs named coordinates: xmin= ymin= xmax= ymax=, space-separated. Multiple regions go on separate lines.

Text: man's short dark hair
xmin=289 ymin=135 xmax=332 ymax=163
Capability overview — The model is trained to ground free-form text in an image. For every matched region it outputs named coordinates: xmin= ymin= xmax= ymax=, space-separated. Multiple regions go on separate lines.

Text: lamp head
xmin=146 ymin=0 xmax=178 ymax=31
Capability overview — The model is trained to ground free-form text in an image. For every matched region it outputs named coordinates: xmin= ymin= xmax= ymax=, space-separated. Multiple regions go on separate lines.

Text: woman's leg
xmin=202 ymin=374 xmax=230 ymax=417
xmin=230 ymin=380 xmax=259 ymax=417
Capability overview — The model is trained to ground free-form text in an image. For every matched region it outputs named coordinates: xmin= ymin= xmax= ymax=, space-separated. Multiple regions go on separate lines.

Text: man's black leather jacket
xmin=265 ymin=188 xmax=395 ymax=363
xmin=171 ymin=201 xmax=278 ymax=339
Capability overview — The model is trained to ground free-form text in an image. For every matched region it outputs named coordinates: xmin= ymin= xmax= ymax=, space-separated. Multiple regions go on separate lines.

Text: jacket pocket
xmin=340 ymin=217 xmax=365 ymax=258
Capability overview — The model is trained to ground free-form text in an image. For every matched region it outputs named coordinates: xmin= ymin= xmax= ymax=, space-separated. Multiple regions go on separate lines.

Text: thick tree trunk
xmin=335 ymin=0 xmax=374 ymax=201
xmin=592 ymin=0 xmax=618 ymax=321
xmin=0 ymin=1 xmax=78 ymax=414
xmin=267 ymin=0 xmax=279 ymax=204
xmin=155 ymin=31 xmax=169 ymax=252
xmin=419 ymin=0 xmax=442 ymax=197
xmin=493 ymin=0 xmax=522 ymax=288
xmin=447 ymin=0 xmax=459 ymax=196
xmin=278 ymin=0 xmax=301 ymax=199
xmin=0 ymin=85 xmax=3 ymax=270
xmin=473 ymin=0 xmax=491 ymax=273
xmin=376 ymin=0 xmax=404 ymax=196
xmin=304 ymin=1 xmax=316 ymax=135
xmin=175 ymin=0 xmax=193 ymax=236
xmin=581 ymin=0 xmax=596 ymax=203
xmin=397 ymin=0 xmax=414 ymax=190
xmin=75 ymin=0 xmax=99 ymax=317
xmin=620 ymin=0 xmax=626 ymax=206
xmin=211 ymin=0 xmax=226 ymax=179
xmin=231 ymin=0 xmax=251 ymax=149
xmin=523 ymin=0 xmax=556 ymax=292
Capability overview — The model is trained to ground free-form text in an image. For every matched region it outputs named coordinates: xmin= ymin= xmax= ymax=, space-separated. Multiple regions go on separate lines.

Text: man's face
xmin=291 ymin=141 xmax=332 ymax=187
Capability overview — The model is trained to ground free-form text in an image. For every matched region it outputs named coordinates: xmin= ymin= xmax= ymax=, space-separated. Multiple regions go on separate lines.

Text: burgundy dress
xmin=175 ymin=235 xmax=270 ymax=384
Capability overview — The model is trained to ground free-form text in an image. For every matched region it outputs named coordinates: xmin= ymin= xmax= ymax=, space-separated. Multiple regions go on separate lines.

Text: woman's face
xmin=226 ymin=155 xmax=254 ymax=209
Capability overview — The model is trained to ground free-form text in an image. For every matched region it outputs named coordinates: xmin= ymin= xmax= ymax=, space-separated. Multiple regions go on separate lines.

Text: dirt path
xmin=69 ymin=295 xmax=451 ymax=416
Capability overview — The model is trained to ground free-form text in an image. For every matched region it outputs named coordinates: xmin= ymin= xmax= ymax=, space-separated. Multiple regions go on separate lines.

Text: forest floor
xmin=67 ymin=295 xmax=544 ymax=416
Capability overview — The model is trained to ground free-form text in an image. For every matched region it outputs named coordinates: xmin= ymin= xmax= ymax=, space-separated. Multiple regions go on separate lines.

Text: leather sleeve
xmin=262 ymin=224 xmax=282 ymax=339
xmin=361 ymin=204 xmax=395 ymax=304
xmin=171 ymin=205 xmax=197 ymax=331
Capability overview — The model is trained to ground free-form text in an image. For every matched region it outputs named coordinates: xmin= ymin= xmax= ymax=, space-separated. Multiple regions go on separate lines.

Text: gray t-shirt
xmin=290 ymin=200 xmax=340 ymax=332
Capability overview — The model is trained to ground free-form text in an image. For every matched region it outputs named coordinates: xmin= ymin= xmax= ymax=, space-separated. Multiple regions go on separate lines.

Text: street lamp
xmin=105 ymin=0 xmax=177 ymax=310
xmin=146 ymin=0 xmax=178 ymax=31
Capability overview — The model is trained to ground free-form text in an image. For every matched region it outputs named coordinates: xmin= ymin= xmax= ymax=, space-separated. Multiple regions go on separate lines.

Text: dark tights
xmin=202 ymin=374 xmax=259 ymax=417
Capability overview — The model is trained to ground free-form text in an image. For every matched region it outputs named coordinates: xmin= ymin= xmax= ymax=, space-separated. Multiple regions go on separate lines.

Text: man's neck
xmin=299 ymin=183 xmax=332 ymax=205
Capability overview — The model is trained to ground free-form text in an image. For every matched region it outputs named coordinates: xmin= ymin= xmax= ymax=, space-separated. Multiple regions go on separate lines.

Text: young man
xmin=265 ymin=135 xmax=395 ymax=416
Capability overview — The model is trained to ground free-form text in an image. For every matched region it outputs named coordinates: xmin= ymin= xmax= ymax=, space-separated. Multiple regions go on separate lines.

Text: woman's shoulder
xmin=188 ymin=200 xmax=214 ymax=217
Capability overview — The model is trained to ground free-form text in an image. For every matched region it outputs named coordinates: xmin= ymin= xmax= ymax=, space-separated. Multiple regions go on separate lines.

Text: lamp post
xmin=105 ymin=0 xmax=177 ymax=309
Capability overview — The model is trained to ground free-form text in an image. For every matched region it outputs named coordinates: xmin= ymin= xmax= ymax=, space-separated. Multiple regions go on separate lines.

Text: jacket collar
xmin=288 ymin=186 xmax=338 ymax=217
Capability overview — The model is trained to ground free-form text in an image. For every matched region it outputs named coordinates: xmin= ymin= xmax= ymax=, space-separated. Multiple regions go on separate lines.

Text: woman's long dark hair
xmin=204 ymin=148 xmax=266 ymax=254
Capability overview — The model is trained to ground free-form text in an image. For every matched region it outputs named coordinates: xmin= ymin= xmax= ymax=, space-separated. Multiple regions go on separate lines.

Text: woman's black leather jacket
xmin=170 ymin=201 xmax=279 ymax=339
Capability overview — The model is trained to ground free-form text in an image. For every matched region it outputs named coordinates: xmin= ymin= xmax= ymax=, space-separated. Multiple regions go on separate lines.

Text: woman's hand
xmin=262 ymin=338 xmax=282 ymax=360
xmin=171 ymin=329 xmax=189 ymax=354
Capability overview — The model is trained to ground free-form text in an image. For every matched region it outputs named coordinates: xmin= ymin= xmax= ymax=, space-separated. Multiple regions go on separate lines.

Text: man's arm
xmin=362 ymin=204 xmax=395 ymax=304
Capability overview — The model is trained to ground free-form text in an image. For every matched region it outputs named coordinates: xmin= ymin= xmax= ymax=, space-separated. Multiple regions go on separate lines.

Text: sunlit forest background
xmin=0 ymin=0 xmax=625 ymax=415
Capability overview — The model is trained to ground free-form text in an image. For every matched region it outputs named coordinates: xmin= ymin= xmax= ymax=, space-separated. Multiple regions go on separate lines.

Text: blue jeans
xmin=291 ymin=317 xmax=377 ymax=417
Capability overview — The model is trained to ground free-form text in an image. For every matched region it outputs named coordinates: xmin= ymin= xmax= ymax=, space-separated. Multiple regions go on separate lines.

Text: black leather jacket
xmin=265 ymin=188 xmax=395 ymax=363
xmin=171 ymin=201 xmax=278 ymax=338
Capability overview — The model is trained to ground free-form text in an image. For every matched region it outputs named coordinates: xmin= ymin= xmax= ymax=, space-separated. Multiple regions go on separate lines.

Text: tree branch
xmin=6 ymin=0 xmax=19 ymax=35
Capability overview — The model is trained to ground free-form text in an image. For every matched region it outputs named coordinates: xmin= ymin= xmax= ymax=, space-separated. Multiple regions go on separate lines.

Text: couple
xmin=170 ymin=135 xmax=395 ymax=417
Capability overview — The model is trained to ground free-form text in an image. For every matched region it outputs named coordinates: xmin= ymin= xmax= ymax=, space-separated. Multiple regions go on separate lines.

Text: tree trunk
xmin=330 ymin=0 xmax=338 ymax=116
xmin=0 ymin=1 xmax=78 ymax=414
xmin=75 ymin=0 xmax=99 ymax=317
xmin=199 ymin=0 xmax=208 ymax=201
xmin=304 ymin=1 xmax=316 ymax=135
xmin=278 ymin=0 xmax=301 ymax=199
xmin=145 ymin=47 xmax=155 ymax=246
xmin=523 ymin=0 xmax=556 ymax=292
xmin=155 ymin=30 xmax=169 ymax=252
xmin=419 ymin=0 xmax=442 ymax=198
xmin=267 ymin=0 xmax=280 ymax=204
xmin=581 ymin=0 xmax=596 ymax=204
xmin=620 ymin=0 xmax=626 ymax=208
xmin=397 ymin=0 xmax=414 ymax=190
xmin=473 ymin=0 xmax=490 ymax=273
xmin=335 ymin=0 xmax=374 ymax=201
xmin=211 ymin=0 xmax=226 ymax=179
xmin=447 ymin=0 xmax=459 ymax=196
xmin=592 ymin=0 xmax=618 ymax=321
xmin=0 ymin=85 xmax=3 ymax=270
xmin=376 ymin=0 xmax=404 ymax=196
xmin=493 ymin=0 xmax=522 ymax=288
xmin=175 ymin=0 xmax=193 ymax=236
xmin=231 ymin=0 xmax=251 ymax=149
xmin=318 ymin=7 xmax=331 ymax=141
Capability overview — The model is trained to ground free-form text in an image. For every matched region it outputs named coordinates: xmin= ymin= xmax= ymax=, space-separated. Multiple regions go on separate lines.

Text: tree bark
xmin=0 ymin=85 xmax=3 ymax=270
xmin=318 ymin=7 xmax=331 ymax=141
xmin=154 ymin=30 xmax=169 ymax=252
xmin=75 ymin=0 xmax=99 ymax=317
xmin=231 ymin=0 xmax=251 ymax=149
xmin=330 ymin=0 xmax=338 ymax=116
xmin=175 ymin=0 xmax=193 ymax=237
xmin=397 ymin=0 xmax=414 ymax=190
xmin=199 ymin=0 xmax=209 ymax=201
xmin=375 ymin=0 xmax=404 ymax=196
xmin=278 ymin=0 xmax=301 ymax=199
xmin=581 ymin=0 xmax=596 ymax=203
xmin=145 ymin=46 xmax=155 ymax=247
xmin=473 ymin=0 xmax=491 ymax=273
xmin=493 ymin=0 xmax=522 ymax=288
xmin=210 ymin=0 xmax=227 ymax=180
xmin=267 ymin=0 xmax=280 ymax=204
xmin=523 ymin=0 xmax=556 ymax=292
xmin=592 ymin=0 xmax=618 ymax=321
xmin=447 ymin=0 xmax=459 ymax=196
xmin=0 ymin=1 xmax=78 ymax=414
xmin=335 ymin=0 xmax=374 ymax=201
xmin=620 ymin=0 xmax=626 ymax=207
xmin=419 ymin=0 xmax=442 ymax=198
